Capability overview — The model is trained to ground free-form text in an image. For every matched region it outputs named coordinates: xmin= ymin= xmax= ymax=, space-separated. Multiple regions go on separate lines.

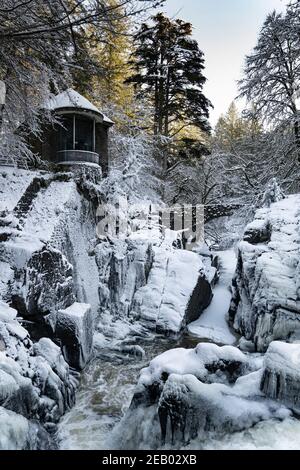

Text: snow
xmin=6 ymin=322 xmax=28 ymax=341
xmin=139 ymin=342 xmax=247 ymax=387
xmin=199 ymin=417 xmax=300 ymax=450
xmin=0 ymin=368 xmax=20 ymax=400
xmin=0 ymin=302 xmax=17 ymax=322
xmin=0 ymin=168 xmax=38 ymax=212
xmin=59 ymin=302 xmax=91 ymax=319
xmin=188 ymin=250 xmax=237 ymax=345
xmin=0 ymin=302 xmax=29 ymax=342
xmin=261 ymin=341 xmax=300 ymax=411
xmin=2 ymin=179 xmax=77 ymax=271
xmin=265 ymin=341 xmax=300 ymax=373
xmin=45 ymin=89 xmax=114 ymax=125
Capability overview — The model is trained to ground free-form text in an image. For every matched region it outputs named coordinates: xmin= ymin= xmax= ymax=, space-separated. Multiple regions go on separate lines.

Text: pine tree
xmin=127 ymin=13 xmax=212 ymax=138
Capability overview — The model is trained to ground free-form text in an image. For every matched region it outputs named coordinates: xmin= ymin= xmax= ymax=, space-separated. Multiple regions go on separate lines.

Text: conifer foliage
xmin=127 ymin=13 xmax=212 ymax=138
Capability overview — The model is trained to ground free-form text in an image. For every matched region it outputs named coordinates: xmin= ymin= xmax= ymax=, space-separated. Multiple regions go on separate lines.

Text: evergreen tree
xmin=127 ymin=13 xmax=212 ymax=138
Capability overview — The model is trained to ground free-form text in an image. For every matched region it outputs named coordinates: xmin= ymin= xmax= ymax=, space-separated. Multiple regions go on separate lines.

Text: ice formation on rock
xmin=261 ymin=341 xmax=300 ymax=412
xmin=230 ymin=195 xmax=300 ymax=351
xmin=0 ymin=302 xmax=78 ymax=449
xmin=115 ymin=342 xmax=290 ymax=449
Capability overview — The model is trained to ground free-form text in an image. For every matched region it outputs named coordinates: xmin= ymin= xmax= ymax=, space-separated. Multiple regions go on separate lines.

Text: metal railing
xmin=56 ymin=149 xmax=99 ymax=165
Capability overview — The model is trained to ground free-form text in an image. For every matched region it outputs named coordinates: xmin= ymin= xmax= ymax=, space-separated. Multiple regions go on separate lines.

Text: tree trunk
xmin=164 ymin=66 xmax=170 ymax=137
xmin=154 ymin=55 xmax=159 ymax=135
xmin=0 ymin=104 xmax=4 ymax=132
xmin=294 ymin=118 xmax=300 ymax=163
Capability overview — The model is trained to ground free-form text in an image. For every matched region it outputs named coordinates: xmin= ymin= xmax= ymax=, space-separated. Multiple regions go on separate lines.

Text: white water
xmin=58 ymin=250 xmax=300 ymax=450
xmin=58 ymin=338 xmax=176 ymax=450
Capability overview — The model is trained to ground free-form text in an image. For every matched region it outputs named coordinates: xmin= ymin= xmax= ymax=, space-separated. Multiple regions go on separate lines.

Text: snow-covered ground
xmin=0 ymin=168 xmax=37 ymax=212
xmin=187 ymin=250 xmax=237 ymax=345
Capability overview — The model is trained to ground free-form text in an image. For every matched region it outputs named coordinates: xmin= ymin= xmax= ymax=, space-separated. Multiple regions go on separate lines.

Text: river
xmin=58 ymin=250 xmax=300 ymax=450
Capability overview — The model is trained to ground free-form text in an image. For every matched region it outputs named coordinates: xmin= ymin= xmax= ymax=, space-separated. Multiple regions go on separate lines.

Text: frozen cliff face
xmin=95 ymin=239 xmax=154 ymax=318
xmin=132 ymin=246 xmax=213 ymax=335
xmin=114 ymin=342 xmax=289 ymax=449
xmin=229 ymin=195 xmax=300 ymax=352
xmin=0 ymin=168 xmax=101 ymax=368
xmin=0 ymin=301 xmax=78 ymax=449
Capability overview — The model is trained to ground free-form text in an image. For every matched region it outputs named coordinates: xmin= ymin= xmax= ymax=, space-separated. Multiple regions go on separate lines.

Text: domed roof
xmin=44 ymin=88 xmax=114 ymax=125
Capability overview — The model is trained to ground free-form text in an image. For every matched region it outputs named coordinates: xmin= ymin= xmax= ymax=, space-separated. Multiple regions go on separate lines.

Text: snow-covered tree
xmin=100 ymin=128 xmax=162 ymax=204
xmin=261 ymin=178 xmax=285 ymax=207
xmin=239 ymin=5 xmax=300 ymax=158
xmin=0 ymin=0 xmax=162 ymax=162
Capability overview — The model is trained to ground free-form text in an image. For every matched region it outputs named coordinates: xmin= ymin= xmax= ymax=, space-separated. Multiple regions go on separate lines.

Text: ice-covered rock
xmin=95 ymin=239 xmax=215 ymax=340
xmin=0 ymin=302 xmax=78 ymax=448
xmin=95 ymin=239 xmax=154 ymax=319
xmin=19 ymin=246 xmax=75 ymax=322
xmin=0 ymin=406 xmax=55 ymax=450
xmin=261 ymin=341 xmax=300 ymax=412
xmin=56 ymin=302 xmax=93 ymax=369
xmin=0 ymin=168 xmax=102 ymax=370
xmin=230 ymin=195 xmax=300 ymax=351
xmin=116 ymin=342 xmax=288 ymax=449
xmin=157 ymin=371 xmax=285 ymax=446
xmin=0 ymin=406 xmax=30 ymax=450
xmin=132 ymin=247 xmax=213 ymax=335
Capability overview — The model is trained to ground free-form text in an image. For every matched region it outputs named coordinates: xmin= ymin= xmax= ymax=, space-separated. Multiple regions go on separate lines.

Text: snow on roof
xmin=44 ymin=89 xmax=114 ymax=125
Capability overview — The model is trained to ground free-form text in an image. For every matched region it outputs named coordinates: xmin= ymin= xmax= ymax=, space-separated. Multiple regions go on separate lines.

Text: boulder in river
xmin=56 ymin=302 xmax=94 ymax=370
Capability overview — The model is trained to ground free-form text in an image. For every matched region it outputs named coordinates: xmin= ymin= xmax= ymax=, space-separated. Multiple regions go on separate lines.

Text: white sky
xmin=164 ymin=0 xmax=289 ymax=125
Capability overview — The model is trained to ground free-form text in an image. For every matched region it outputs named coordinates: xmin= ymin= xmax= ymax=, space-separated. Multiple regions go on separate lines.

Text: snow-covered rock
xmin=261 ymin=341 xmax=300 ymax=412
xmin=0 ymin=168 xmax=102 ymax=367
xmin=95 ymin=239 xmax=154 ymax=319
xmin=0 ymin=302 xmax=78 ymax=448
xmin=21 ymin=246 xmax=75 ymax=321
xmin=132 ymin=246 xmax=213 ymax=335
xmin=56 ymin=302 xmax=93 ymax=369
xmin=115 ymin=342 xmax=288 ymax=449
xmin=95 ymin=239 xmax=215 ymax=340
xmin=0 ymin=406 xmax=55 ymax=450
xmin=230 ymin=195 xmax=300 ymax=351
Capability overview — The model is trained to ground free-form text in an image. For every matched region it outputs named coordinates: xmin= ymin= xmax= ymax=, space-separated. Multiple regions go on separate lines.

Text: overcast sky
xmin=163 ymin=0 xmax=289 ymax=125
